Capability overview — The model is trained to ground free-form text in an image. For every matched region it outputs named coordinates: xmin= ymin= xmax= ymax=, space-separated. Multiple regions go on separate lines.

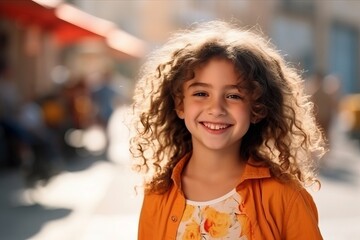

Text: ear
xmin=176 ymin=109 xmax=184 ymax=119
xmin=175 ymin=98 xmax=184 ymax=119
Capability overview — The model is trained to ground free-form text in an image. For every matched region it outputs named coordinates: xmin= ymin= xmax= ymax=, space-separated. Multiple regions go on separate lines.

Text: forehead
xmin=184 ymin=58 xmax=247 ymax=88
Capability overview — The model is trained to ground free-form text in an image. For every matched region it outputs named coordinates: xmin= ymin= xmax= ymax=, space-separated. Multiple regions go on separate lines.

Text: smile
xmin=202 ymin=122 xmax=231 ymax=130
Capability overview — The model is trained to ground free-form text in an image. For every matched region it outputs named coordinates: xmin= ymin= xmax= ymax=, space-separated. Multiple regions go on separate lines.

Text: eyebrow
xmin=187 ymin=82 xmax=209 ymax=89
xmin=187 ymin=82 xmax=240 ymax=90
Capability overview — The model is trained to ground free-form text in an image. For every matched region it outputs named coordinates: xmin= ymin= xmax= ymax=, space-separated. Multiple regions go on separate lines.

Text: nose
xmin=207 ymin=96 xmax=226 ymax=116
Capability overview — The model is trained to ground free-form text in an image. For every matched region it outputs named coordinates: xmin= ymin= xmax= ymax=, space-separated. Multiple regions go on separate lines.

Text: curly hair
xmin=130 ymin=20 xmax=326 ymax=194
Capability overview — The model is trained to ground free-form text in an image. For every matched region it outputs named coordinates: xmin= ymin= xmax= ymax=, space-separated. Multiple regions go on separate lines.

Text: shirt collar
xmin=171 ymin=154 xmax=271 ymax=189
xmin=171 ymin=153 xmax=190 ymax=189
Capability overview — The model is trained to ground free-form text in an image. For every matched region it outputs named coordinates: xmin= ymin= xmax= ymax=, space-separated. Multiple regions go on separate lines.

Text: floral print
xmin=182 ymin=220 xmax=201 ymax=240
xmin=177 ymin=189 xmax=250 ymax=240
xmin=203 ymin=207 xmax=231 ymax=237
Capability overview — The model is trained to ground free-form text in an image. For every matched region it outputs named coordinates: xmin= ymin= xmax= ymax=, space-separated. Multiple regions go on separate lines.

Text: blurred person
xmin=0 ymin=62 xmax=20 ymax=118
xmin=339 ymin=93 xmax=360 ymax=141
xmin=0 ymin=61 xmax=61 ymax=185
xmin=131 ymin=21 xmax=326 ymax=239
xmin=41 ymin=91 xmax=66 ymax=130
xmin=0 ymin=60 xmax=24 ymax=167
xmin=17 ymin=95 xmax=63 ymax=187
xmin=63 ymin=77 xmax=95 ymax=130
xmin=307 ymin=72 xmax=341 ymax=146
xmin=89 ymin=71 xmax=124 ymax=127
xmin=84 ymin=72 xmax=120 ymax=157
xmin=40 ymin=89 xmax=74 ymax=157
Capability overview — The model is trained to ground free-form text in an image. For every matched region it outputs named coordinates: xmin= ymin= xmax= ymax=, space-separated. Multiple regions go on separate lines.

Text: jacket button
xmin=171 ymin=216 xmax=178 ymax=222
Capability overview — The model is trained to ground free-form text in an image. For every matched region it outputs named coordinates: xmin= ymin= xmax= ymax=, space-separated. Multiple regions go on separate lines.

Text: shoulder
xmin=141 ymin=183 xmax=184 ymax=213
xmin=262 ymin=176 xmax=303 ymax=195
xmin=237 ymin=163 xmax=322 ymax=239
xmin=260 ymin=176 xmax=313 ymax=205
xmin=259 ymin=178 xmax=322 ymax=238
xmin=142 ymin=190 xmax=170 ymax=209
xmin=242 ymin=162 xmax=310 ymax=200
xmin=259 ymin=176 xmax=319 ymax=220
xmin=239 ymin=163 xmax=317 ymax=215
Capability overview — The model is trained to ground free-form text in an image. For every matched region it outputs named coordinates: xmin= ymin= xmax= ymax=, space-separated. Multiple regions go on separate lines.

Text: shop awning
xmin=0 ymin=0 xmax=147 ymax=58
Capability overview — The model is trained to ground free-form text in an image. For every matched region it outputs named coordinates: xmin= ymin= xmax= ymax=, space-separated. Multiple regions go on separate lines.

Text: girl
xmin=131 ymin=21 xmax=326 ymax=239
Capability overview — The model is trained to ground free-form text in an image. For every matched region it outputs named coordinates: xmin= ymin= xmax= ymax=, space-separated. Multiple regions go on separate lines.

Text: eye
xmin=226 ymin=94 xmax=243 ymax=100
xmin=193 ymin=92 xmax=208 ymax=97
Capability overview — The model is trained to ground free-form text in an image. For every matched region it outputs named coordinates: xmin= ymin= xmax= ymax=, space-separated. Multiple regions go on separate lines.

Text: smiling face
xmin=176 ymin=58 xmax=253 ymax=154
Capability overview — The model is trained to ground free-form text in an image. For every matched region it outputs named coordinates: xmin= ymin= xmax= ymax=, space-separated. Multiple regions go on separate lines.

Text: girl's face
xmin=176 ymin=58 xmax=253 ymax=153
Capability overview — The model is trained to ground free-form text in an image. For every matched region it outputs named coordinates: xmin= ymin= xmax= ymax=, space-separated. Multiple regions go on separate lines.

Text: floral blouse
xmin=176 ymin=189 xmax=251 ymax=240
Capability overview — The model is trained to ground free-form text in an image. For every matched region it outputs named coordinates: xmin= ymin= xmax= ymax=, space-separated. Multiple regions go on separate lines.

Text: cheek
xmin=236 ymin=107 xmax=252 ymax=122
xmin=183 ymin=100 xmax=203 ymax=115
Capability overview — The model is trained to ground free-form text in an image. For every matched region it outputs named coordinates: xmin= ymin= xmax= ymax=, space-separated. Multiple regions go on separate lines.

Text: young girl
xmin=130 ymin=21 xmax=326 ymax=239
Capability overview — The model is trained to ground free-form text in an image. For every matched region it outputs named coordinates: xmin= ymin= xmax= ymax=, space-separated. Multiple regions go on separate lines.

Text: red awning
xmin=0 ymin=0 xmax=146 ymax=58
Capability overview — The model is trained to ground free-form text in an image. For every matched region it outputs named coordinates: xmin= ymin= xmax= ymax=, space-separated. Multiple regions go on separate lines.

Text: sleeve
xmin=283 ymin=188 xmax=323 ymax=239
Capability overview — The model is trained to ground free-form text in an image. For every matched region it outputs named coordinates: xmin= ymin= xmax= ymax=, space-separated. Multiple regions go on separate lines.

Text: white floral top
xmin=176 ymin=189 xmax=251 ymax=240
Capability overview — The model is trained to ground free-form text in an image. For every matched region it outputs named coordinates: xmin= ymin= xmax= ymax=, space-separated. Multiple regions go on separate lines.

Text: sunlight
xmin=55 ymin=3 xmax=116 ymax=37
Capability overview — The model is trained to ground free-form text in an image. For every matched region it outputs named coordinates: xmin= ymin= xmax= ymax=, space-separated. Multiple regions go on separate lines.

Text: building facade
xmin=76 ymin=0 xmax=360 ymax=95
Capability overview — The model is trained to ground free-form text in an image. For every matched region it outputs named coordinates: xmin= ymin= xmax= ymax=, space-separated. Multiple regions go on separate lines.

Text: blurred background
xmin=0 ymin=0 xmax=359 ymax=239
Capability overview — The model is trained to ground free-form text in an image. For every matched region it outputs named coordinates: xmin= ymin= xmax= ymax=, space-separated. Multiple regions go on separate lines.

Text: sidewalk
xmin=312 ymin=117 xmax=360 ymax=240
xmin=0 ymin=156 xmax=143 ymax=240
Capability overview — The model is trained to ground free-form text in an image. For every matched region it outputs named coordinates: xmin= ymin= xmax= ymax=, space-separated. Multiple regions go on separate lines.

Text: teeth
xmin=203 ymin=122 xmax=229 ymax=130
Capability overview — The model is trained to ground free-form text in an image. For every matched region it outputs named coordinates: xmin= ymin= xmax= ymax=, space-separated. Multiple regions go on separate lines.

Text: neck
xmin=187 ymin=147 xmax=244 ymax=180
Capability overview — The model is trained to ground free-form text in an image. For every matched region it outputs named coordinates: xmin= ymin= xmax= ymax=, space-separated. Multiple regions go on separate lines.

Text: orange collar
xmin=171 ymin=153 xmax=271 ymax=190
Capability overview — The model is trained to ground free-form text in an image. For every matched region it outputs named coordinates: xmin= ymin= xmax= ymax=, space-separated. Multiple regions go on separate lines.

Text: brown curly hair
xmin=130 ymin=21 xmax=326 ymax=194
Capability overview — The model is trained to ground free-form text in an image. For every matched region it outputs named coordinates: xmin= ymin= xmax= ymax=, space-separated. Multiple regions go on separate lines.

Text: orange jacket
xmin=138 ymin=156 xmax=323 ymax=239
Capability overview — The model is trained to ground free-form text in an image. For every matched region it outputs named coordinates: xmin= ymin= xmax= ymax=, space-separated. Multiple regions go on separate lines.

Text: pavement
xmin=0 ymin=113 xmax=359 ymax=240
xmin=311 ymin=117 xmax=360 ymax=240
xmin=0 ymin=155 xmax=143 ymax=240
